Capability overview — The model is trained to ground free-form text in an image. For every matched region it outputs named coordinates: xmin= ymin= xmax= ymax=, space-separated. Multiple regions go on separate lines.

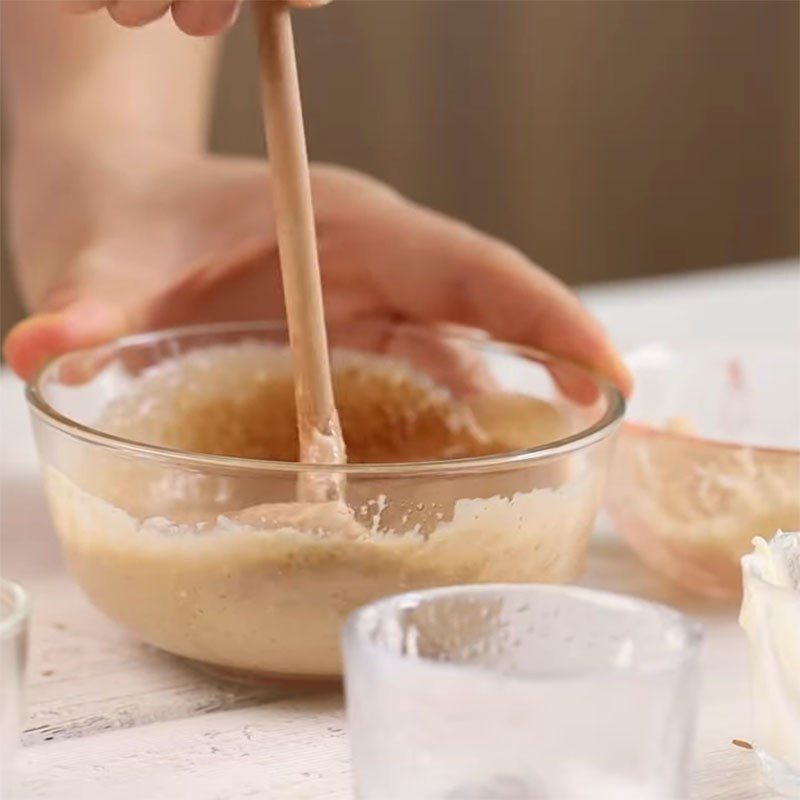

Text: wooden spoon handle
xmin=252 ymin=1 xmax=346 ymax=474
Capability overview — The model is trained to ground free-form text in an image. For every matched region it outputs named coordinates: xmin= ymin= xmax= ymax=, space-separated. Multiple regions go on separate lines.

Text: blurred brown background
xmin=2 ymin=0 xmax=799 ymax=341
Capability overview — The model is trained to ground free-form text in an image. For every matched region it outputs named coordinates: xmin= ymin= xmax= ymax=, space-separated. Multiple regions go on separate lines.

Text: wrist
xmin=6 ymin=7 xmax=218 ymax=160
xmin=10 ymin=134 xmax=182 ymax=308
xmin=12 ymin=110 xmax=204 ymax=170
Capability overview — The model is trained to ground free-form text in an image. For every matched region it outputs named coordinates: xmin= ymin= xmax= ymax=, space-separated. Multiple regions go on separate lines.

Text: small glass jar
xmin=343 ymin=583 xmax=702 ymax=800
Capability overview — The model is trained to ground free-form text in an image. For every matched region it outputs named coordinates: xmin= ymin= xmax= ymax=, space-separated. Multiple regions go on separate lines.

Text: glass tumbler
xmin=343 ymin=584 xmax=702 ymax=800
xmin=0 ymin=580 xmax=29 ymax=799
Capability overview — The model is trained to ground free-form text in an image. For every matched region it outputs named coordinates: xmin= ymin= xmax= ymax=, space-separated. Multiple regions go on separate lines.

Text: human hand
xmin=61 ymin=0 xmax=327 ymax=36
xmin=5 ymin=144 xmax=631 ymax=398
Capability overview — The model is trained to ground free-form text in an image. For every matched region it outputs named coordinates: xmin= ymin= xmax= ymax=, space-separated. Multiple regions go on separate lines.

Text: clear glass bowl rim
xmin=26 ymin=320 xmax=625 ymax=476
xmin=622 ymin=420 xmax=800 ymax=457
xmin=343 ymin=583 xmax=704 ymax=681
xmin=0 ymin=579 xmax=30 ymax=640
xmin=623 ymin=341 xmax=800 ymax=456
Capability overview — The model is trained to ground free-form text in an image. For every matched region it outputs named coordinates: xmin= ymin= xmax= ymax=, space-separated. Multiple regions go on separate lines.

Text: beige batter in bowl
xmin=28 ymin=321 xmax=623 ymax=680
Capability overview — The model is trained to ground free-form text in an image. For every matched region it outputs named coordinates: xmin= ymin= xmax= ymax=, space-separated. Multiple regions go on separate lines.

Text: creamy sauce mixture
xmin=46 ymin=345 xmax=602 ymax=677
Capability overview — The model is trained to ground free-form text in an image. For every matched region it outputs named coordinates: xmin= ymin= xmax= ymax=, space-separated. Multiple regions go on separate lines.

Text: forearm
xmin=2 ymin=0 xmax=220 ymax=152
xmin=2 ymin=1 xmax=222 ymax=305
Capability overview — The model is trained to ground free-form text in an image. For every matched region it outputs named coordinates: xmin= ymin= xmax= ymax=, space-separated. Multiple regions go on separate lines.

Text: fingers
xmin=365 ymin=203 xmax=633 ymax=398
xmin=107 ymin=0 xmax=172 ymax=27
xmin=381 ymin=326 xmax=499 ymax=397
xmin=329 ymin=317 xmax=499 ymax=397
xmin=62 ymin=0 xmax=241 ymax=34
xmin=171 ymin=0 xmax=239 ymax=36
xmin=4 ymin=300 xmax=128 ymax=381
xmin=61 ymin=0 xmax=325 ymax=36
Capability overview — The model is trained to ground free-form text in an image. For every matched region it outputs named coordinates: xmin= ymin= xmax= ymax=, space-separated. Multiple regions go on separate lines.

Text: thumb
xmin=4 ymin=298 xmax=128 ymax=381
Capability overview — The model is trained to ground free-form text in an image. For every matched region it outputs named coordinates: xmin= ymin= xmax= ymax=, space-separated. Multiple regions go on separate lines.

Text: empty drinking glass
xmin=343 ymin=584 xmax=702 ymax=800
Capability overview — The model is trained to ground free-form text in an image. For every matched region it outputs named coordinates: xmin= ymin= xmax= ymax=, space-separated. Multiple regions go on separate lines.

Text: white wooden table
xmin=3 ymin=259 xmax=798 ymax=799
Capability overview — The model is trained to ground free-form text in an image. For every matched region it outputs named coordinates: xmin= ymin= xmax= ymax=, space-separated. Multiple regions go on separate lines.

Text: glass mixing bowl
xmin=27 ymin=320 xmax=623 ymax=681
xmin=607 ymin=342 xmax=800 ymax=599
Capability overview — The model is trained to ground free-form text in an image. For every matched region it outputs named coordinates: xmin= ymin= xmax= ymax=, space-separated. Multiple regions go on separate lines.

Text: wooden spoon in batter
xmin=252 ymin=2 xmax=346 ymax=500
